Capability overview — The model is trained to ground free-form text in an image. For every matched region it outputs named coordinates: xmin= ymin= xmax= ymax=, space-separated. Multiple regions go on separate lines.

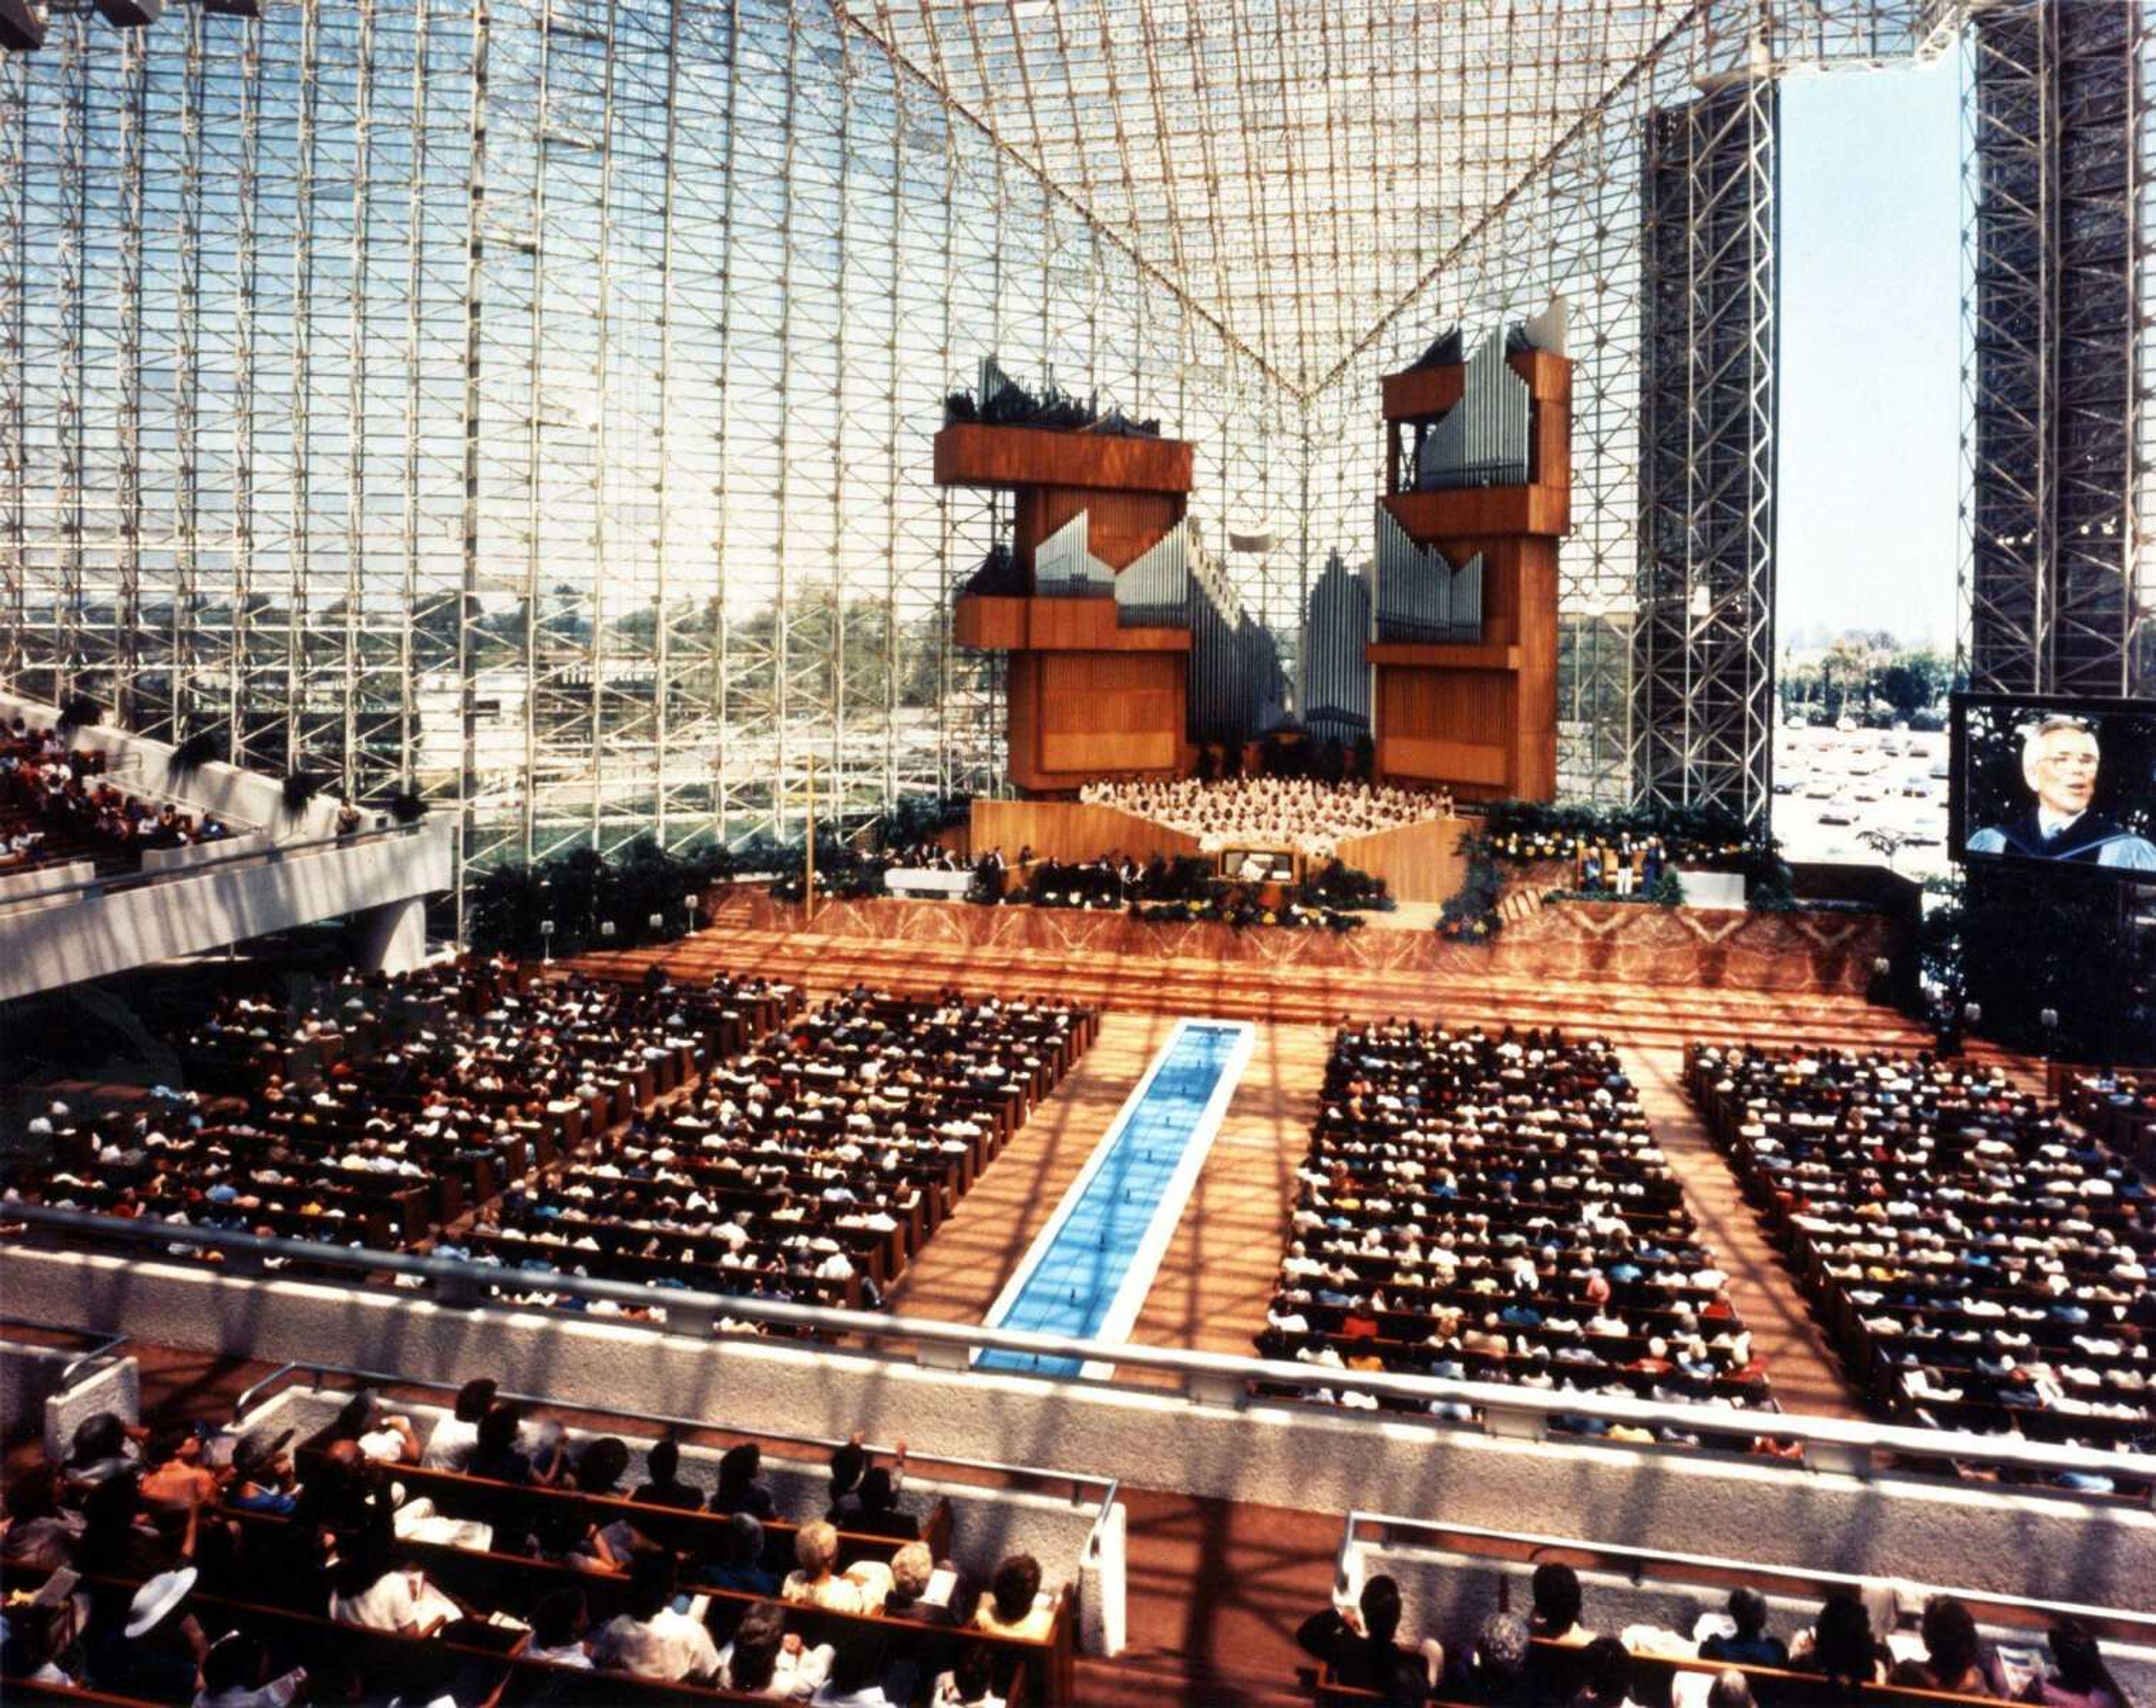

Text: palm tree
xmin=1822 ymin=636 xmax=1876 ymax=721
xmin=1859 ymin=826 xmax=1910 ymax=874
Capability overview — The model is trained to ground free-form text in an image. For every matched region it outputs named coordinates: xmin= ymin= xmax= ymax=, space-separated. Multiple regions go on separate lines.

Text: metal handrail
xmin=4 ymin=1199 xmax=2150 ymax=1494
xmin=229 ymin=1357 xmax=1123 ymax=1567
xmin=0 ymin=1317 xmax=132 ymax=1392
xmin=230 ymin=1357 xmax=1114 ymax=1507
xmin=1336 ymin=1510 xmax=2156 ymax=1640
xmin=0 ymin=818 xmax=438 ymax=912
xmin=57 ymin=1330 xmax=131 ymax=1393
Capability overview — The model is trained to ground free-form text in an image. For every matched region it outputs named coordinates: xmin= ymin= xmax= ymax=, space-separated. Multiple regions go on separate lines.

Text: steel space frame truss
xmin=1965 ymin=0 xmax=2156 ymax=700
xmin=1633 ymin=74 xmax=1780 ymax=829
xmin=3 ymin=0 xmax=2089 ymax=928
xmin=0 ymin=1 xmax=1317 ymax=917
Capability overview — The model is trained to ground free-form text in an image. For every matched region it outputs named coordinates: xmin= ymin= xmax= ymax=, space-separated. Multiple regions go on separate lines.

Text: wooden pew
xmin=0 ymin=1575 xmax=1039 ymax=1708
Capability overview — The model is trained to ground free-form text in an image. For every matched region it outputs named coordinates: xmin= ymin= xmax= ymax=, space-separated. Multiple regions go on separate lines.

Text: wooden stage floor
xmin=578 ymin=892 xmax=1961 ymax=1057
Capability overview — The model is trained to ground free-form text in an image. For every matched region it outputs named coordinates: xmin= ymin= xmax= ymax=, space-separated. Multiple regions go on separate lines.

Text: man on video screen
xmin=1967 ymin=715 xmax=2156 ymax=869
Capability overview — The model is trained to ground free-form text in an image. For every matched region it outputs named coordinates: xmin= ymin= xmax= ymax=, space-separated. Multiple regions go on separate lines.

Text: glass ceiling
xmin=842 ymin=1 xmax=1959 ymax=396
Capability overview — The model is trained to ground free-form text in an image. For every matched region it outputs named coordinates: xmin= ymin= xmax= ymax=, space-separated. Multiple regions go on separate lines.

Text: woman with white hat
xmin=83 ymin=1564 xmax=207 ymax=1702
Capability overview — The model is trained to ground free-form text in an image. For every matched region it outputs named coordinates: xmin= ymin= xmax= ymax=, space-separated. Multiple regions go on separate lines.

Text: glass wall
xmin=0 ymin=0 xmax=1298 ymax=904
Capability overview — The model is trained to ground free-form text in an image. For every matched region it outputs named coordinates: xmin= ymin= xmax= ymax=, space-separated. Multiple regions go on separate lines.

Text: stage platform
xmin=965 ymin=797 xmax=1469 ymax=903
xmin=660 ymin=884 xmax=1903 ymax=1016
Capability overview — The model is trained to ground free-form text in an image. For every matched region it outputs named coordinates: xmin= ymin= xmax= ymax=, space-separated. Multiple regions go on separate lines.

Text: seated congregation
xmin=1296 ymin=1561 xmax=2136 ymax=1708
xmin=1 ymin=1378 xmax=1082 ymax=1706
xmin=2 ymin=958 xmax=1093 ymax=1328
xmin=2 ymin=961 xmax=750 ymax=1261
xmin=454 ymin=984 xmax=1095 ymax=1313
xmin=1685 ymin=1044 xmax=2154 ymax=1481
xmin=2 ymin=715 xmax=237 ymax=876
xmin=1258 ymin=1024 xmax=1773 ymax=1436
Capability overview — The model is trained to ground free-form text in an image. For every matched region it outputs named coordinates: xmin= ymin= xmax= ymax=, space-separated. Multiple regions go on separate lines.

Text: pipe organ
xmin=1413 ymin=330 xmax=1533 ymax=491
xmin=1186 ymin=542 xmax=1281 ymax=746
xmin=1372 ymin=507 xmax=1484 ymax=645
xmin=944 ymin=377 xmax=1285 ymax=792
xmin=1368 ymin=305 xmax=1573 ymax=801
xmin=1300 ymin=551 xmax=1373 ymax=743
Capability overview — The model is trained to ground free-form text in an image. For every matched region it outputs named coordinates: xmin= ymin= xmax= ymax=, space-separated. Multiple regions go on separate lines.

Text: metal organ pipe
xmin=1415 ymin=329 xmax=1531 ymax=491
xmin=1112 ymin=522 xmax=1190 ymax=628
xmin=1299 ymin=551 xmax=1373 ymax=739
xmin=1372 ymin=505 xmax=1482 ymax=645
xmin=1033 ymin=512 xmax=1115 ymax=599
xmin=1027 ymin=509 xmax=1285 ymax=748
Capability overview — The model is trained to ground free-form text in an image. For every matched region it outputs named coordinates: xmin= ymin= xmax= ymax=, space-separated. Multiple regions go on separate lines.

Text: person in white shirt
xmin=782 ymin=1521 xmax=892 ymax=1616
xmin=593 ymin=1554 xmax=720 ymax=1683
xmin=419 ymin=1378 xmax=497 ymax=1472
xmin=523 ymin=1587 xmax=594 ymax=1670
xmin=811 ymin=1632 xmax=896 ymax=1706
xmin=971 ymin=1554 xmax=1054 ymax=1643
xmin=931 ymin=1645 xmax=1006 ymax=1708
xmin=717 ymin=1601 xmax=832 ymax=1701
xmin=335 ymin=1390 xmax=420 ymax=1465
xmin=193 ymin=1633 xmax=307 ymax=1708
xmin=328 ymin=1536 xmax=458 ymax=1639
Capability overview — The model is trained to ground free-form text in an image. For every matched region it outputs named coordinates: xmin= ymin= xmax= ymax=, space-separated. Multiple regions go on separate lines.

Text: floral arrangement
xmin=1135 ymin=896 xmax=1364 ymax=933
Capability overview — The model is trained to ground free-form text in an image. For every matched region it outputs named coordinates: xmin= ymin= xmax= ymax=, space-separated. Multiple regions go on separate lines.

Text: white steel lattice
xmin=5 ymin=0 xmax=2096 ymax=930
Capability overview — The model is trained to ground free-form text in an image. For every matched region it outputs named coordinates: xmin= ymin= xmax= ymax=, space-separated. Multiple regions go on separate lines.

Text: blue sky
xmin=1778 ymin=50 xmax=1962 ymax=652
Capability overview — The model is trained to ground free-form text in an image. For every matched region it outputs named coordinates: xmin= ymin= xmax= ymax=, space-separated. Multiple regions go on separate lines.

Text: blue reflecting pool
xmin=977 ymin=1020 xmax=1249 ymax=1377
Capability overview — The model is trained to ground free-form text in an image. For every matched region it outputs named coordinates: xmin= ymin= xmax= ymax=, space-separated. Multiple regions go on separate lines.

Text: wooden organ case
xmin=943 ymin=421 xmax=1198 ymax=794
xmin=1367 ymin=312 xmax=1572 ymax=801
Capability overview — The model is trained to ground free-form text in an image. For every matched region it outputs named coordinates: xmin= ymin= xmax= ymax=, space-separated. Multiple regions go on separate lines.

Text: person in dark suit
xmin=1968 ymin=716 xmax=2156 ymax=869
xmin=1296 ymin=1575 xmax=1442 ymax=1706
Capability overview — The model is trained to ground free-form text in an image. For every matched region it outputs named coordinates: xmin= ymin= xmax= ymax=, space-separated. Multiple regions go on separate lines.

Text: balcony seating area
xmin=1299 ymin=1513 xmax=2155 ymax=1708
xmin=0 ymin=1370 xmax=1103 ymax=1704
xmin=1 ymin=717 xmax=242 ymax=885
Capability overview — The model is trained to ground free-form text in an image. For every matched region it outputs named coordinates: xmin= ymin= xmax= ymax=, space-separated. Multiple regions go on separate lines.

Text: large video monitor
xmin=1951 ymin=692 xmax=2156 ymax=879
